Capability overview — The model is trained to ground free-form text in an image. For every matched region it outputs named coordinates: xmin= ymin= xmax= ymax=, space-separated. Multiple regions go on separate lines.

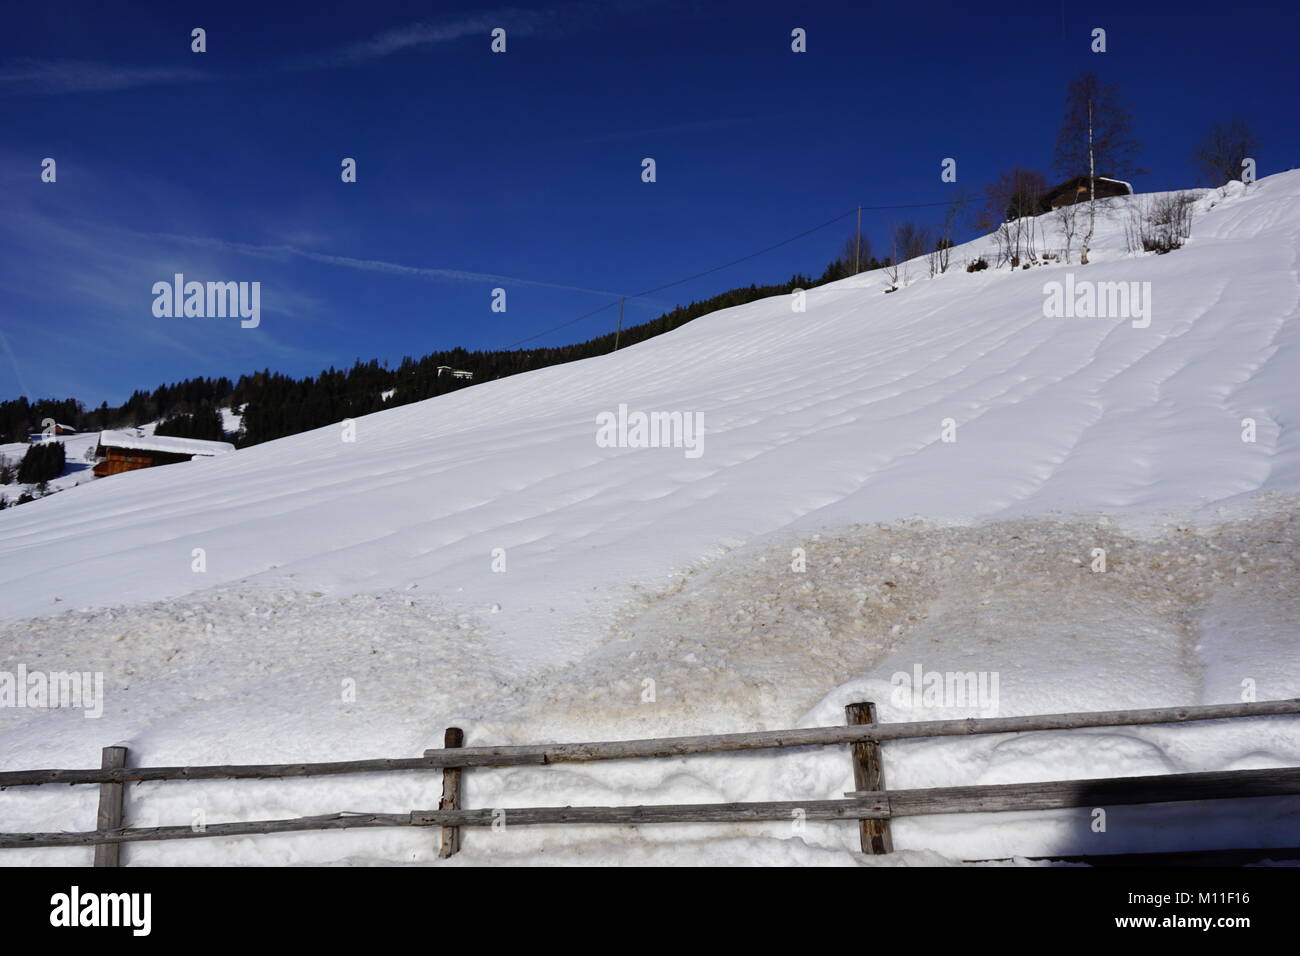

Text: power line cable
xmin=502 ymin=194 xmax=978 ymax=349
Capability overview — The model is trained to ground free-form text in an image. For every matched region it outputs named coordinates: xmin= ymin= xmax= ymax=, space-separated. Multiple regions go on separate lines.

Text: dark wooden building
xmin=1038 ymin=175 xmax=1133 ymax=213
xmin=92 ymin=430 xmax=235 ymax=478
xmin=26 ymin=423 xmax=77 ymax=441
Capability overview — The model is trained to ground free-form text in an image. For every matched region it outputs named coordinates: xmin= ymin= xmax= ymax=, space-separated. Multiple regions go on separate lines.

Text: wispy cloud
xmin=304 ymin=0 xmax=661 ymax=68
xmin=0 ymin=58 xmax=207 ymax=95
xmin=1 ymin=2 xmax=650 ymax=94
xmin=0 ymin=187 xmax=334 ymax=395
xmin=319 ymin=9 xmax=550 ymax=67
xmin=147 ymin=231 xmax=627 ymax=298
xmin=0 ymin=329 xmax=32 ymax=398
xmin=0 ymin=12 xmax=533 ymax=94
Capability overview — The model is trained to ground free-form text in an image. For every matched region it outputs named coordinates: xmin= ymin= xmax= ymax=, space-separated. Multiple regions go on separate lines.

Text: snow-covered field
xmin=1 ymin=415 xmax=239 ymax=509
xmin=1 ymin=173 xmax=1298 ymax=865
xmin=0 ymin=432 xmax=101 ymax=506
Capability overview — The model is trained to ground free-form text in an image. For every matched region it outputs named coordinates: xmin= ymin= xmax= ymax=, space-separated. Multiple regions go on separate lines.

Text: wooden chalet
xmin=92 ymin=430 xmax=235 ymax=478
xmin=1038 ymin=175 xmax=1133 ymax=213
xmin=26 ymin=423 xmax=77 ymax=442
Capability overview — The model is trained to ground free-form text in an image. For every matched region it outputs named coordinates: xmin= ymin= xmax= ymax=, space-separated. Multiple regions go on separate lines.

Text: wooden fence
xmin=1 ymin=698 xmax=1298 ymax=864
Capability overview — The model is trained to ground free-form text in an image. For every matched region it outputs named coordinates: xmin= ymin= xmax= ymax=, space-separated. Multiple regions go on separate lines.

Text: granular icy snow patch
xmin=1 ymin=506 xmax=1296 ymax=864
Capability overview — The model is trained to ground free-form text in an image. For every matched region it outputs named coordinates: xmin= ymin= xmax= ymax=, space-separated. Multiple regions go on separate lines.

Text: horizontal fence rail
xmin=420 ymin=699 xmax=1300 ymax=766
xmin=5 ymin=767 xmax=1299 ymax=851
xmin=0 ymin=756 xmax=466 ymax=789
xmin=1 ymin=698 xmax=1297 ymax=863
xmin=3 ymin=698 xmax=1295 ymax=789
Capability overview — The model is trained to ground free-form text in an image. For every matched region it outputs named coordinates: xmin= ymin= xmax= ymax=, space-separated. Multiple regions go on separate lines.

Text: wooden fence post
xmin=93 ymin=745 xmax=128 ymax=867
xmin=846 ymin=702 xmax=892 ymax=854
xmin=438 ymin=728 xmax=464 ymax=858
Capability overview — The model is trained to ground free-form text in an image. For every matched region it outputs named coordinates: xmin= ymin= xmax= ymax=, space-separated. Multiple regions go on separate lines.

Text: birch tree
xmin=1192 ymin=119 xmax=1259 ymax=186
xmin=1053 ymin=71 xmax=1141 ymax=265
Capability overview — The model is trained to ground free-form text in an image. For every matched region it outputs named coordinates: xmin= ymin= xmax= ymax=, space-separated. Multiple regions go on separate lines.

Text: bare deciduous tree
xmin=1192 ymin=119 xmax=1259 ymax=186
xmin=978 ymin=168 xmax=1047 ymax=232
xmin=883 ymin=246 xmax=900 ymax=291
xmin=928 ymin=190 xmax=968 ymax=275
xmin=1054 ymin=200 xmax=1080 ymax=263
xmin=894 ymin=222 xmax=931 ymax=262
xmin=1053 ymin=71 xmax=1142 ymax=182
xmin=838 ymin=234 xmax=874 ymax=275
xmin=1123 ymin=191 xmax=1196 ymax=255
xmin=1054 ymin=71 xmax=1142 ymax=264
xmin=991 ymin=221 xmax=1012 ymax=268
xmin=928 ymin=238 xmax=951 ymax=277
xmin=979 ymin=170 xmax=1046 ymax=269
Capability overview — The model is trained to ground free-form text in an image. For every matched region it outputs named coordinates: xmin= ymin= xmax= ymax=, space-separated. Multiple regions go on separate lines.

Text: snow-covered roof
xmin=96 ymin=430 xmax=235 ymax=457
xmin=1096 ymin=176 xmax=1133 ymax=193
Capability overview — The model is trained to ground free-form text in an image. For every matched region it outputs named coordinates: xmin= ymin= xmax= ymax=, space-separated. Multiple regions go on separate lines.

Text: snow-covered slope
xmin=0 ymin=432 xmax=100 ymax=506
xmin=1 ymin=173 xmax=1297 ymax=865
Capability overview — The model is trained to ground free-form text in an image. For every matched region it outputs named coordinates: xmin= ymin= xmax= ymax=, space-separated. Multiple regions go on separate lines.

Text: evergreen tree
xmin=17 ymin=441 xmax=65 ymax=484
xmin=155 ymin=405 xmax=225 ymax=441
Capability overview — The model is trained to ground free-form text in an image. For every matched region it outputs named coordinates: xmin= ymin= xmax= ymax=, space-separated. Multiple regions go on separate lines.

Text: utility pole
xmin=612 ymin=296 xmax=625 ymax=352
xmin=855 ymin=205 xmax=862 ymax=274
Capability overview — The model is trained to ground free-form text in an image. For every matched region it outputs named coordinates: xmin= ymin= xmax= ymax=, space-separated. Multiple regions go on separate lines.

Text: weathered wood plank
xmin=438 ymin=727 xmax=464 ymax=859
xmin=846 ymin=702 xmax=892 ymax=854
xmin=849 ymin=765 xmax=1300 ymax=814
xmin=0 ymin=799 xmax=891 ymax=849
xmin=423 ymin=698 xmax=1300 ymax=766
xmin=93 ymin=746 xmax=127 ymax=867
xmin=0 ymin=812 xmax=421 ymax=849
xmin=0 ymin=753 xmax=542 ymax=788
xmin=5 ymin=765 xmax=1297 ymax=851
xmin=416 ymin=797 xmax=894 ymax=828
xmin=0 ymin=699 xmax=1296 ymax=789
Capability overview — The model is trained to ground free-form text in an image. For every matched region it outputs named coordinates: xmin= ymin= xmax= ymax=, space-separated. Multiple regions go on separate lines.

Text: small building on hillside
xmin=436 ymin=366 xmax=474 ymax=380
xmin=27 ymin=423 xmax=78 ymax=442
xmin=1038 ymin=175 xmax=1133 ymax=213
xmin=92 ymin=430 xmax=235 ymax=478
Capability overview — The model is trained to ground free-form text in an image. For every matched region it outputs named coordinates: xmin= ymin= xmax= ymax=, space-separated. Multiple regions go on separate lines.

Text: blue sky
xmin=2 ymin=0 xmax=1296 ymax=406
